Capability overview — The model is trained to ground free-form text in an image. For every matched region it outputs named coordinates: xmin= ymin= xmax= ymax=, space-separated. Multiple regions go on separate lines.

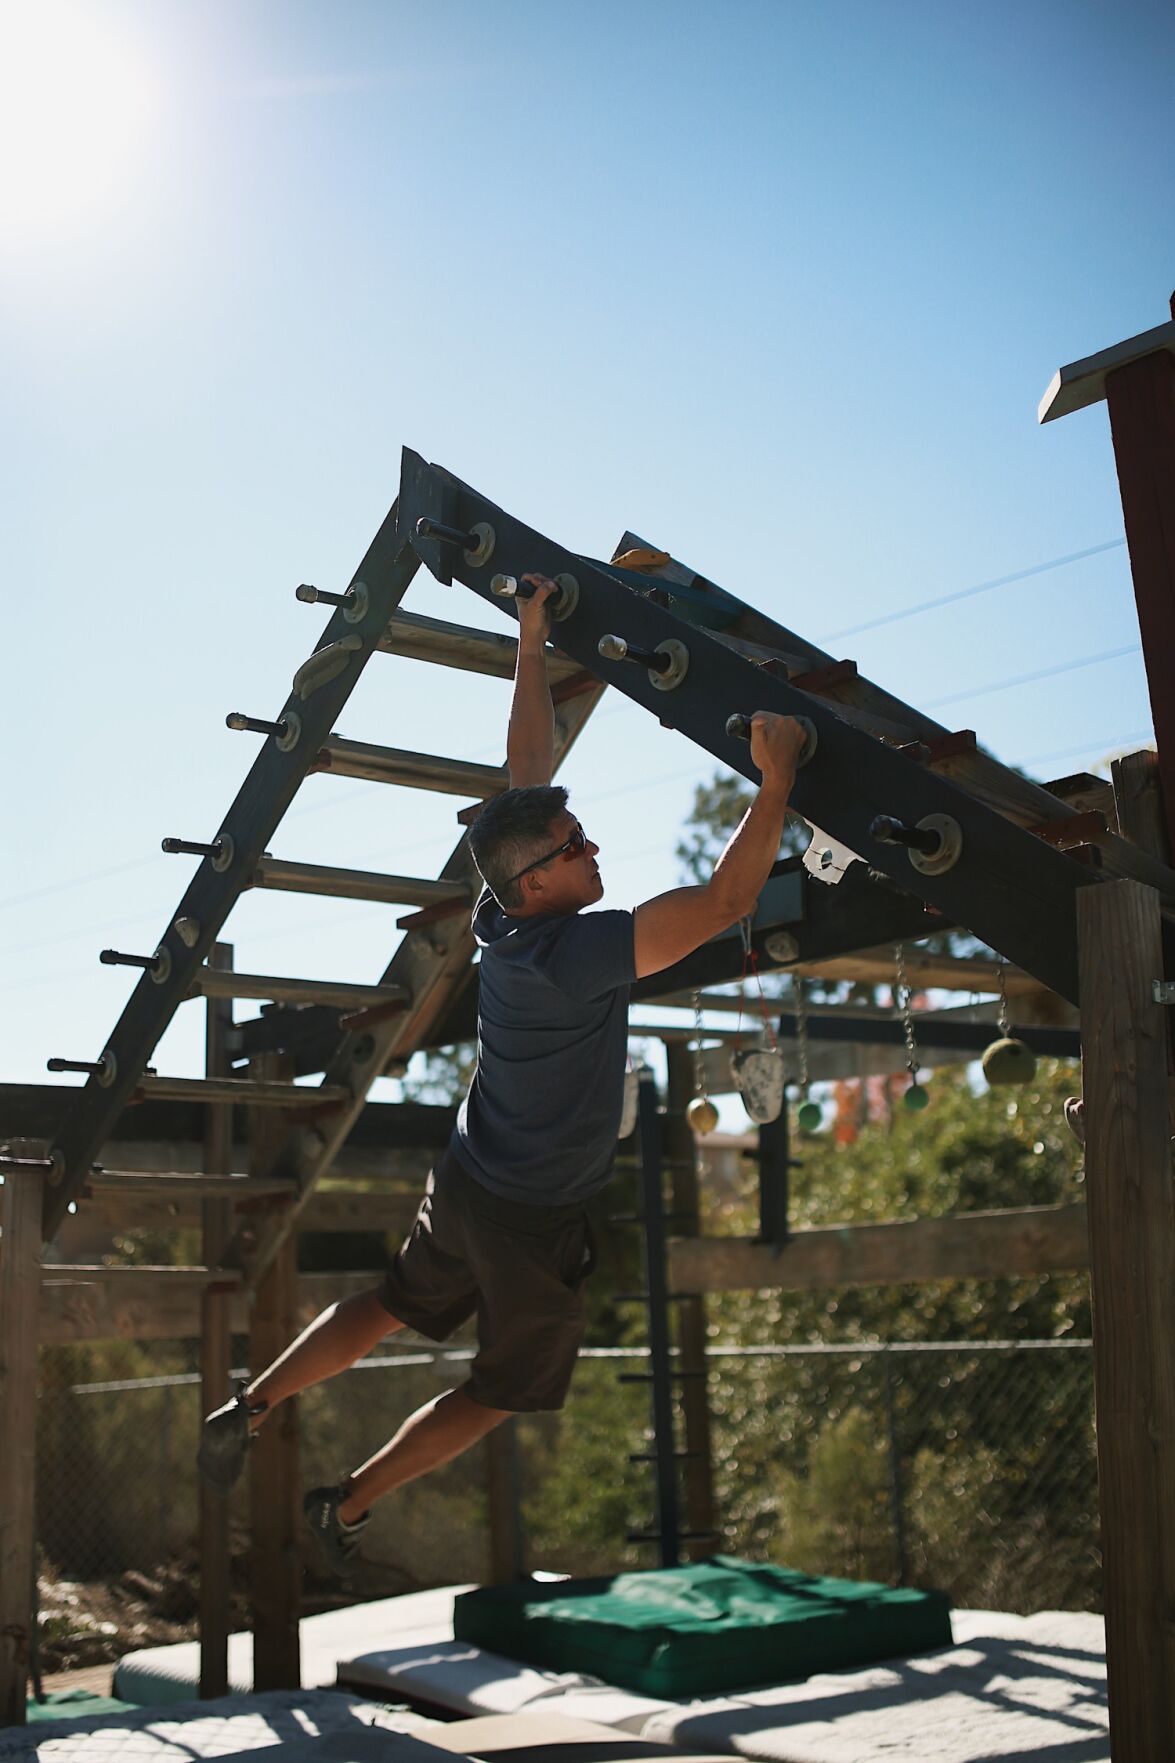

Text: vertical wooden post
xmin=246 ymin=1052 xmax=301 ymax=1692
xmin=199 ymin=942 xmax=234 ymax=1699
xmin=664 ymin=1043 xmax=717 ymax=1558
xmin=1112 ymin=748 xmax=1170 ymax=865
xmin=0 ymin=1166 xmax=42 ymax=1726
xmin=1104 ymin=341 xmax=1175 ymax=839
xmin=485 ymin=1420 xmax=524 ymax=1583
xmin=1077 ymin=879 xmax=1175 ymax=1758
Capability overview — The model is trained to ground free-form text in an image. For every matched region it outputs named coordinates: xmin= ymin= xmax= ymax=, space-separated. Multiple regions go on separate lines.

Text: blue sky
xmin=1 ymin=0 xmax=1171 ymax=1095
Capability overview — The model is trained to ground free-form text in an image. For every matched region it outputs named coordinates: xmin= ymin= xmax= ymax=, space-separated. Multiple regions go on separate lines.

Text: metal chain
xmin=894 ymin=943 xmax=919 ymax=1079
xmin=691 ymin=990 xmax=708 ymax=1098
xmin=997 ymin=960 xmax=1011 ymax=1038
xmin=793 ymin=974 xmax=811 ymax=1090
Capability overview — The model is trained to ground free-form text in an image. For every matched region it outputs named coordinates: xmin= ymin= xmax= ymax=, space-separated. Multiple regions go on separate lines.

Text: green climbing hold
xmin=903 ymin=1082 xmax=930 ymax=1112
xmin=796 ymin=1099 xmax=823 ymax=1132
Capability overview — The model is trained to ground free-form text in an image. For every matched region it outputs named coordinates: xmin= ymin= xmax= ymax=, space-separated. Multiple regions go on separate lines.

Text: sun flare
xmin=0 ymin=0 xmax=159 ymax=240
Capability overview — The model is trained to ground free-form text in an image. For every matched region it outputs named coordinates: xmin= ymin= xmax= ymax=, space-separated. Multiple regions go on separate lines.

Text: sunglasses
xmin=506 ymin=820 xmax=588 ymax=887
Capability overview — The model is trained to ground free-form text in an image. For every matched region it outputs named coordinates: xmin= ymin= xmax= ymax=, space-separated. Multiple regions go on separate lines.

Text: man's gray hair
xmin=468 ymin=785 xmax=570 ymax=909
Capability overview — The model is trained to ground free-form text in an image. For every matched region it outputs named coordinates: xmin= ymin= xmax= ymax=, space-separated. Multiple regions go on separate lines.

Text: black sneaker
xmin=197 ymin=1379 xmax=265 ymax=1495
xmin=303 ymin=1484 xmax=370 ymax=1579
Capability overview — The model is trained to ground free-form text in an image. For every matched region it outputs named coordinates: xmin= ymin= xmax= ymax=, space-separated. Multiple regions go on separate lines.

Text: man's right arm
xmin=632 ymin=713 xmax=806 ymax=981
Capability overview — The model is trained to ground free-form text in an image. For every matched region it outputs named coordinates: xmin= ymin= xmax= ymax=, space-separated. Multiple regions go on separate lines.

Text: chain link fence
xmin=34 ymin=1332 xmax=1099 ymax=1671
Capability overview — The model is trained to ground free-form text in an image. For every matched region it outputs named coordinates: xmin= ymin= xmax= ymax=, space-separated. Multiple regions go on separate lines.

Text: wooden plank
xmin=76 ymin=1184 xmax=418 ymax=1236
xmin=135 ymin=1077 xmax=351 ymax=1108
xmin=667 ymin=1202 xmax=1091 ymax=1293
xmin=200 ymin=943 xmax=233 ymax=1701
xmin=1077 ymin=879 xmax=1175 ymax=1758
xmin=1106 ymin=349 xmax=1175 ymax=841
xmin=1039 ymin=315 xmax=1175 ymax=421
xmin=246 ymin=1053 xmax=302 ymax=1692
xmin=1113 ymin=749 xmax=1170 ymax=863
xmin=38 ymin=1269 xmax=384 ymax=1344
xmin=0 ymin=1166 xmax=42 ymax=1726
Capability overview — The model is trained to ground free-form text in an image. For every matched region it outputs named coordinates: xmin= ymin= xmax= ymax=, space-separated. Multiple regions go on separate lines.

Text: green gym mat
xmin=453 ymin=1556 xmax=953 ymax=1698
xmin=26 ymin=1689 xmax=139 ymax=1723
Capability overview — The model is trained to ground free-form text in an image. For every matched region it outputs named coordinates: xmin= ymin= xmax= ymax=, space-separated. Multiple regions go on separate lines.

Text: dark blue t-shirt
xmin=453 ymin=887 xmax=635 ymax=1204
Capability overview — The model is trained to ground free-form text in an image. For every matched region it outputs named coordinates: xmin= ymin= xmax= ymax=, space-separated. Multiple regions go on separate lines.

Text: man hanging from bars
xmin=198 ymin=575 xmax=808 ymax=1575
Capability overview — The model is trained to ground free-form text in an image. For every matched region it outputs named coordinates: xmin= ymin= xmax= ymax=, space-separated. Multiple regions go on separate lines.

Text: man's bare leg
xmin=338 ymin=1387 xmax=510 ymax=1522
xmin=248 ymin=1289 xmax=403 ymax=1419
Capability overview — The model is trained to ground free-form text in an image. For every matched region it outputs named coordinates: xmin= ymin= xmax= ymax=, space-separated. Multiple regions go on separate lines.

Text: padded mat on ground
xmin=452 ymin=1558 xmax=952 ymax=1697
xmin=639 ymin=1609 xmax=1108 ymax=1763
xmin=415 ymin=1712 xmax=731 ymax=1763
xmin=0 ymin=1690 xmax=432 ymax=1762
xmin=114 ymin=1587 xmax=469 ymax=1705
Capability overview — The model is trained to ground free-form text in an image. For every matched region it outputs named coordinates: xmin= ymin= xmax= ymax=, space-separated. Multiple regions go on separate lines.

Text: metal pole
xmin=637 ymin=1074 xmax=680 ymax=1568
xmin=881 ymin=1349 xmax=908 ymax=1586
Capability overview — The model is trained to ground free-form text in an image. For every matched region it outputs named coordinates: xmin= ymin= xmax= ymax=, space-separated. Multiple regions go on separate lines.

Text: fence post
xmin=0 ymin=1165 xmax=42 ymax=1726
xmin=200 ymin=942 xmax=234 ymax=1698
xmin=1077 ymin=878 xmax=1175 ymax=1757
xmin=486 ymin=1419 xmax=524 ymax=1583
xmin=247 ymin=1053 xmax=301 ymax=1692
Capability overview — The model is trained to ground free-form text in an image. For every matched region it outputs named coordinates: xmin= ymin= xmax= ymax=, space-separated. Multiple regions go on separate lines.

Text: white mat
xmin=114 ymin=1588 xmax=469 ymax=1706
xmin=0 ymin=1691 xmax=433 ymax=1763
xmin=639 ymin=1610 xmax=1108 ymax=1763
xmin=338 ymin=1601 xmax=1108 ymax=1763
xmin=339 ymin=1641 xmax=670 ymax=1736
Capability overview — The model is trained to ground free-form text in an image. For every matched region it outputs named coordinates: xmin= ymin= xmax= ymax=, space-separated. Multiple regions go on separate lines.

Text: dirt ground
xmin=36 ymin=1537 xmax=418 ymax=1676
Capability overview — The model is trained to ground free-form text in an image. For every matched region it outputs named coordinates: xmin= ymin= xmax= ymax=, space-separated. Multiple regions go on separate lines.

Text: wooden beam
xmin=1113 ymin=748 xmax=1169 ymax=864
xmin=247 ymin=1054 xmax=301 ymax=1693
xmin=0 ymin=1166 xmax=42 ymax=1726
xmin=1105 ymin=347 xmax=1175 ymax=841
xmin=664 ymin=1044 xmax=716 ymax=1560
xmin=38 ymin=1269 xmax=383 ymax=1345
xmin=1078 ymin=879 xmax=1175 ymax=1757
xmin=667 ymin=1202 xmax=1090 ymax=1293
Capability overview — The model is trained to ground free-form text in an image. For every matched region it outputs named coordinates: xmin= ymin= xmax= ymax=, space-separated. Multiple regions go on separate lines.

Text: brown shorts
xmin=378 ymin=1148 xmax=596 ymax=1412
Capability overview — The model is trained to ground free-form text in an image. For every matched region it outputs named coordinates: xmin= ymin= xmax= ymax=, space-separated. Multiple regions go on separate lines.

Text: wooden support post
xmin=0 ymin=1166 xmax=42 ymax=1726
xmin=199 ymin=943 xmax=234 ymax=1699
xmin=1104 ymin=338 xmax=1175 ymax=840
xmin=485 ymin=1420 xmax=524 ymax=1583
xmin=1113 ymin=748 xmax=1170 ymax=865
xmin=664 ymin=1043 xmax=717 ymax=1559
xmin=1077 ymin=879 xmax=1175 ymax=1758
xmin=246 ymin=1052 xmax=301 ymax=1692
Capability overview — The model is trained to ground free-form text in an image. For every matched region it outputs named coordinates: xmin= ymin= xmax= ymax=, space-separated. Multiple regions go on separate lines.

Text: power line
xmin=819 ymin=538 xmax=1127 ymax=642
xmin=1016 ymin=729 xmax=1154 ymax=771
xmin=923 ymin=644 xmax=1140 ymax=711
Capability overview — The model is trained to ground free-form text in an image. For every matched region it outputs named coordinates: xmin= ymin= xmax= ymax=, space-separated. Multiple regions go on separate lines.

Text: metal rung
xmin=85 ymin=1171 xmax=297 ymax=1197
xmin=134 ymin=1075 xmax=350 ymax=1108
xmin=190 ymin=969 xmax=410 ymax=1010
xmin=377 ymin=610 xmax=583 ymax=683
xmin=617 ymin=1369 xmax=707 ymax=1384
xmin=251 ymin=856 xmax=471 ymax=909
xmin=315 ymin=737 xmax=508 ymax=798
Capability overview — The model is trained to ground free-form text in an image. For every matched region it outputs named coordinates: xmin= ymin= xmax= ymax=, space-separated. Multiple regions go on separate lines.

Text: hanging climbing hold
xmin=796 ymin=1098 xmax=823 ymax=1133
xmin=903 ymin=1082 xmax=930 ymax=1111
xmin=730 ymin=1047 xmax=785 ymax=1124
xmin=981 ymin=1037 xmax=1038 ymax=1087
xmin=687 ymin=1095 xmax=720 ymax=1135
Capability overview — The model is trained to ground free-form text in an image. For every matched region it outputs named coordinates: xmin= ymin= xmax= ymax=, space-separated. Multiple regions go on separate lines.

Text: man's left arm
xmin=506 ymin=575 xmax=557 ymax=787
